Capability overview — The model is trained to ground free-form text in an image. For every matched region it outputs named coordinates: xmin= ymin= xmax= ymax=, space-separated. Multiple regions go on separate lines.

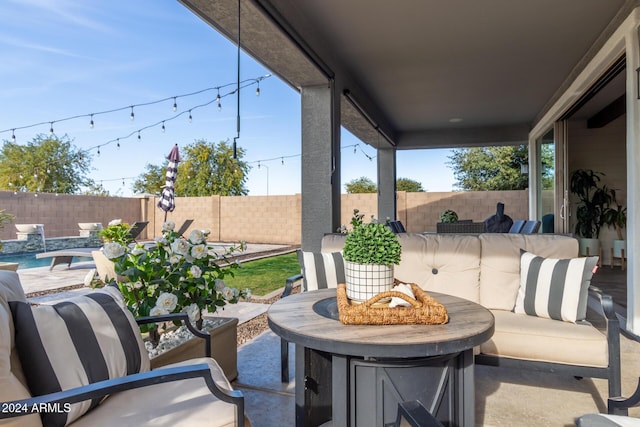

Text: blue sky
xmin=0 ymin=0 xmax=456 ymax=196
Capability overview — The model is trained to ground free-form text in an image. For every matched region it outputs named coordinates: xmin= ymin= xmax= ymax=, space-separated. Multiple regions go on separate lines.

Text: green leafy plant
xmin=439 ymin=209 xmax=459 ymax=223
xmin=99 ymin=219 xmax=134 ymax=245
xmin=342 ymin=209 xmax=401 ymax=265
xmin=602 ymin=189 xmax=626 ymax=240
xmin=570 ymin=169 xmax=611 ymax=239
xmin=103 ymin=221 xmax=250 ymax=336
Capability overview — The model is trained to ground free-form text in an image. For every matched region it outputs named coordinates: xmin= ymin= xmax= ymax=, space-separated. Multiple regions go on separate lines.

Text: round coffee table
xmin=268 ymin=288 xmax=494 ymax=427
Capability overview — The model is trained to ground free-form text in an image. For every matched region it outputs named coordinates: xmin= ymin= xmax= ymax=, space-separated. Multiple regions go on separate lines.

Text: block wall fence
xmin=0 ymin=190 xmax=530 ymax=244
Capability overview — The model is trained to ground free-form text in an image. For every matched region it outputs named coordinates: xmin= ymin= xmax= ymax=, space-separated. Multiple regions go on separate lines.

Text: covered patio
xmin=179 ymin=0 xmax=640 ymax=338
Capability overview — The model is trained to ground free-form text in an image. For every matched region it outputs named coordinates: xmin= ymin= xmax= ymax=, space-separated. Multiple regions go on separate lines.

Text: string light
xmin=49 ymin=122 xmax=54 ymax=136
xmin=188 ymin=110 xmax=193 ymax=123
xmin=217 ymin=90 xmax=222 ymax=111
xmin=256 ymin=81 xmax=261 ymax=97
xmin=161 ymin=121 xmax=166 ymax=132
xmin=11 ymin=129 xmax=15 ymax=143
xmin=89 ymin=114 xmax=94 ymax=128
xmin=137 ymin=131 xmax=141 ymax=140
xmin=116 ymin=138 xmax=120 ymax=149
xmin=130 ymin=106 xmax=135 ymax=121
xmin=172 ymin=97 xmax=177 ymax=112
xmin=97 ymin=146 xmax=100 ymax=156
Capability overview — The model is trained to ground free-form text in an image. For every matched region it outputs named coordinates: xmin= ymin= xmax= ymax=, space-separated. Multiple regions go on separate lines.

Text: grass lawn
xmin=223 ymin=252 xmax=300 ymax=296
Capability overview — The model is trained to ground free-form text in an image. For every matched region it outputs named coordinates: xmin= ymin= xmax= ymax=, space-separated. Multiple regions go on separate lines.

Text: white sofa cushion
xmin=69 ymin=358 xmax=240 ymax=427
xmin=515 ymin=251 xmax=598 ymax=322
xmin=9 ymin=285 xmax=150 ymax=426
xmin=394 ymin=233 xmax=481 ymax=303
xmin=479 ymin=234 xmax=579 ymax=310
xmin=480 ymin=310 xmax=609 ymax=368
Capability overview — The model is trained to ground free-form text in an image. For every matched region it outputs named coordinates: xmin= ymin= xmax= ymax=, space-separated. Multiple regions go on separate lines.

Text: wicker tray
xmin=336 ymin=282 xmax=449 ymax=325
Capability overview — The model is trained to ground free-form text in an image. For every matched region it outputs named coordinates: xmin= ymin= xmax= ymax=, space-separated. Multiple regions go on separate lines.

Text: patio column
xmin=301 ymin=83 xmax=341 ymax=252
xmin=625 ymin=24 xmax=640 ymax=335
xmin=377 ymin=146 xmax=396 ymax=221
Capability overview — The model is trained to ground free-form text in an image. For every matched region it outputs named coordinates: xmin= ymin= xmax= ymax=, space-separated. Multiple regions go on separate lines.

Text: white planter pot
xmin=579 ymin=238 xmax=600 ymax=257
xmin=612 ymin=240 xmax=626 ymax=258
xmin=344 ymin=261 xmax=394 ymax=301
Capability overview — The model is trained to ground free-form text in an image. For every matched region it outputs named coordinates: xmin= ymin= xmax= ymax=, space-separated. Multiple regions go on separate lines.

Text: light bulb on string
xmin=130 ymin=106 xmax=135 ymax=121
xmin=97 ymin=146 xmax=101 ymax=156
xmin=354 ymin=145 xmax=357 ymax=154
xmin=173 ymin=97 xmax=177 ymax=112
xmin=116 ymin=138 xmax=120 ymax=149
xmin=122 ymin=178 xmax=125 ymax=187
xmin=281 ymin=157 xmax=284 ymax=165
xmin=137 ymin=131 xmax=141 ymax=140
xmin=217 ymin=90 xmax=222 ymax=111
xmin=161 ymin=121 xmax=166 ymax=133
xmin=188 ymin=110 xmax=193 ymax=123
xmin=89 ymin=114 xmax=94 ymax=128
xmin=11 ymin=129 xmax=16 ymax=143
xmin=49 ymin=122 xmax=54 ymax=136
xmin=256 ymin=82 xmax=261 ymax=97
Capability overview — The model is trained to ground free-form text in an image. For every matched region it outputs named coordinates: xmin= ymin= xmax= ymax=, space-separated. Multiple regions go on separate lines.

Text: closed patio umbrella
xmin=157 ymin=144 xmax=181 ymax=221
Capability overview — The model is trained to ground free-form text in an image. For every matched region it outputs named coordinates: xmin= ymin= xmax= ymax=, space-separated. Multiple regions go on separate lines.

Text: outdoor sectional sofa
xmin=312 ymin=232 xmax=621 ymax=402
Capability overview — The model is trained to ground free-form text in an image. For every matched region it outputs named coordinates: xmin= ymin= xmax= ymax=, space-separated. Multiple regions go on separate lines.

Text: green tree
xmin=132 ymin=163 xmax=167 ymax=195
xmin=134 ymin=140 xmax=250 ymax=197
xmin=0 ymin=134 xmax=93 ymax=194
xmin=396 ymin=177 xmax=424 ymax=192
xmin=82 ymin=182 xmax=110 ymax=196
xmin=345 ymin=176 xmax=377 ymax=193
xmin=447 ymin=145 xmax=554 ymax=191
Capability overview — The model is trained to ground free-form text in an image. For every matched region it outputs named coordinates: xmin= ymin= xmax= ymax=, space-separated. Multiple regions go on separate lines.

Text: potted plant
xmin=440 ymin=209 xmax=459 ymax=223
xmin=602 ymin=188 xmax=627 ymax=266
xmin=569 ymin=169 xmax=611 ymax=256
xmin=342 ymin=209 xmax=402 ymax=301
xmin=0 ymin=210 xmax=14 ymax=251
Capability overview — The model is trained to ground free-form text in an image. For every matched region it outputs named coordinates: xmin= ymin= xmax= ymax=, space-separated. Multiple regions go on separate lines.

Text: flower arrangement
xmin=102 ymin=221 xmax=250 ymax=335
xmin=341 ymin=209 xmax=401 ymax=266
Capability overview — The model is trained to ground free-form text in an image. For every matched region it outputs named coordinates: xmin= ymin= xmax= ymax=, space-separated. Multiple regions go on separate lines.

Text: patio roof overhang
xmin=179 ymin=0 xmax=634 ymax=149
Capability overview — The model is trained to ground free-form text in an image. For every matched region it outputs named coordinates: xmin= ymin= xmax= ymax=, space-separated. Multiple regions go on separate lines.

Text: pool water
xmin=0 ymin=252 xmax=91 ymax=269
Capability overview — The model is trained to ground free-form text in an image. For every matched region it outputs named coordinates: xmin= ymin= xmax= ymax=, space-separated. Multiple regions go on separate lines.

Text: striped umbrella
xmin=157 ymin=144 xmax=181 ymax=221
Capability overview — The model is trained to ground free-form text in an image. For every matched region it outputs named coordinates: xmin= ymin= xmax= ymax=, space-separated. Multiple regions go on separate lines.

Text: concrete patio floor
xmin=14 ymin=253 xmax=640 ymax=426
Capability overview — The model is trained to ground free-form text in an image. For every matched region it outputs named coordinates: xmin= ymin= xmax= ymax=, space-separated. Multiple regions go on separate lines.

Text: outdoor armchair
xmin=0 ymin=271 xmax=247 ymax=426
xmin=575 ymin=377 xmax=640 ymax=426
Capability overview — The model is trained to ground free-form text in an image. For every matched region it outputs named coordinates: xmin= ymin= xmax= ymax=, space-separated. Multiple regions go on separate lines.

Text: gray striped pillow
xmin=9 ymin=285 xmax=150 ymax=426
xmin=298 ymin=250 xmax=345 ymax=291
xmin=514 ymin=250 xmax=598 ymax=323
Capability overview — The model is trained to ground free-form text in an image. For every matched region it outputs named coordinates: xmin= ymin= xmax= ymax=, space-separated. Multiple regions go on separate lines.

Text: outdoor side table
xmin=267 ymin=288 xmax=495 ymax=427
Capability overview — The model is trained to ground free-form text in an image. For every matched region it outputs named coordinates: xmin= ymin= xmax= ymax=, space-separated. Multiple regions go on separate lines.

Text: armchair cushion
xmin=9 ymin=285 xmax=150 ymax=426
xmin=515 ymin=251 xmax=598 ymax=323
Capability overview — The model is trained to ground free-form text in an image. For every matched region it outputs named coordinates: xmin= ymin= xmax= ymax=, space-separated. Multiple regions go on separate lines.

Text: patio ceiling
xmin=180 ymin=0 xmax=632 ymax=149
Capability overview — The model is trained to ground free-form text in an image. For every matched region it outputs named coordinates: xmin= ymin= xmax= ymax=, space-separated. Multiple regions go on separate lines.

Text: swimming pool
xmin=0 ymin=252 xmax=91 ymax=269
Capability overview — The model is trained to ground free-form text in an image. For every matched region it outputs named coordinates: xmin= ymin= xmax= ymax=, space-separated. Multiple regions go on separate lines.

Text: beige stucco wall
xmin=1 ymin=190 xmax=530 ymax=244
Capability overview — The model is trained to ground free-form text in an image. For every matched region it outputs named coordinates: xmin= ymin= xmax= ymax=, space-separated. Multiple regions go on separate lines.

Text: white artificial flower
xmin=130 ymin=245 xmax=146 ymax=256
xmin=190 ymin=265 xmax=202 ymax=279
xmin=245 ymin=288 xmax=252 ymax=299
xmin=222 ymin=287 xmax=234 ymax=300
xmin=169 ymin=255 xmax=181 ymax=264
xmin=154 ymin=237 xmax=168 ymax=246
xmin=163 ymin=221 xmax=176 ymax=231
xmin=103 ymin=242 xmax=125 ymax=259
xmin=188 ymin=229 xmax=205 ymax=245
xmin=202 ymin=228 xmax=211 ymax=237
xmin=108 ymin=219 xmax=122 ymax=226
xmin=215 ymin=279 xmax=226 ymax=292
xmin=182 ymin=303 xmax=201 ymax=323
xmin=150 ymin=306 xmax=169 ymax=316
xmin=191 ymin=244 xmax=207 ymax=259
xmin=171 ymin=238 xmax=191 ymax=256
xmin=156 ymin=292 xmax=178 ymax=312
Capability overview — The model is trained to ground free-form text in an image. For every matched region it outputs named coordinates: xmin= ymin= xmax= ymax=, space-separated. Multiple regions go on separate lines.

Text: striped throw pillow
xmin=514 ymin=250 xmax=598 ymax=323
xmin=298 ymin=250 xmax=345 ymax=291
xmin=9 ymin=285 xmax=150 ymax=426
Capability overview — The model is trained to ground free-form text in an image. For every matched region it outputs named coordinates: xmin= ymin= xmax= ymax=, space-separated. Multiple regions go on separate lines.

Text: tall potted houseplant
xmin=602 ymin=188 xmax=627 ymax=266
xmin=342 ymin=210 xmax=402 ymax=301
xmin=0 ymin=210 xmax=17 ymax=271
xmin=569 ymin=169 xmax=611 ymax=257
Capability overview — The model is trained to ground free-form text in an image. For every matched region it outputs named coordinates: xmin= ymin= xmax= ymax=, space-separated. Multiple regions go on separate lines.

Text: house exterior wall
xmin=1 ymin=190 xmax=530 ymax=245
